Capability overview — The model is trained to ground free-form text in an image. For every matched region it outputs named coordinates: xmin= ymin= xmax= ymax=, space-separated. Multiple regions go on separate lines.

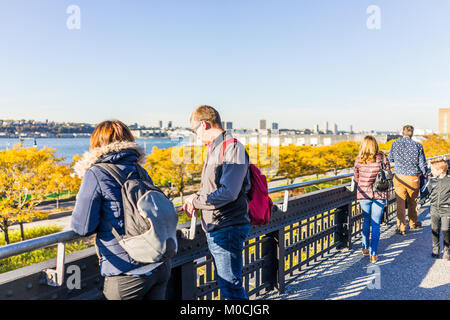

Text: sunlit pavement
xmin=260 ymin=205 xmax=450 ymax=300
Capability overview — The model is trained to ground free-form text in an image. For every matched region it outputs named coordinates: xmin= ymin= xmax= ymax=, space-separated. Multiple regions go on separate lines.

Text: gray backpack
xmin=95 ymin=163 xmax=178 ymax=264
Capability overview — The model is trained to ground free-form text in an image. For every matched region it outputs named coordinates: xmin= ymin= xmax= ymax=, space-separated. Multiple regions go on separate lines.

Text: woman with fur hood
xmin=71 ymin=120 xmax=171 ymax=300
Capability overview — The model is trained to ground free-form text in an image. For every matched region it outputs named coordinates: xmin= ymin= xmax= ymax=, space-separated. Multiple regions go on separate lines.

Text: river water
xmin=0 ymin=137 xmax=189 ymax=163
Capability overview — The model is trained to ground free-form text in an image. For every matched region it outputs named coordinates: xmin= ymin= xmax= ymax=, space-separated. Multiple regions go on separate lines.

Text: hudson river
xmin=0 ymin=137 xmax=189 ymax=163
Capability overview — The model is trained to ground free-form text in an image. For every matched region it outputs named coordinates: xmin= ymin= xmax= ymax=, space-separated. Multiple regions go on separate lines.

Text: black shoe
xmin=396 ymin=228 xmax=406 ymax=236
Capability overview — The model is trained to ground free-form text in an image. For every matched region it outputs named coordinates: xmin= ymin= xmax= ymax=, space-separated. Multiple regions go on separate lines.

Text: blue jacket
xmin=71 ymin=146 xmax=153 ymax=276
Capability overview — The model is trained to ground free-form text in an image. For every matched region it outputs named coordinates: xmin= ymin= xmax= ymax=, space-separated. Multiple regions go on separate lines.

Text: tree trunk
xmin=4 ymin=228 xmax=10 ymax=244
xmin=57 ymin=190 xmax=60 ymax=209
xmin=180 ymin=191 xmax=184 ymax=204
xmin=20 ymin=222 xmax=25 ymax=241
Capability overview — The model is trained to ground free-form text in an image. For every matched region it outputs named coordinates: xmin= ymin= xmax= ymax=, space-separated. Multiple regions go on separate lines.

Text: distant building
xmin=225 ymin=122 xmax=233 ymax=130
xmin=324 ymin=121 xmax=329 ymax=134
xmin=158 ymin=120 xmax=163 ymax=128
xmin=333 ymin=123 xmax=338 ymax=135
xmin=167 ymin=121 xmax=173 ymax=129
xmin=272 ymin=122 xmax=279 ymax=130
xmin=314 ymin=124 xmax=320 ymax=134
xmin=259 ymin=119 xmax=266 ymax=130
xmin=439 ymin=108 xmax=450 ymax=135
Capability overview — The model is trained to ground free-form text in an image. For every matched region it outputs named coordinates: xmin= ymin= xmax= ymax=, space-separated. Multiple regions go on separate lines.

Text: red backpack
xmin=221 ymin=138 xmax=274 ymax=225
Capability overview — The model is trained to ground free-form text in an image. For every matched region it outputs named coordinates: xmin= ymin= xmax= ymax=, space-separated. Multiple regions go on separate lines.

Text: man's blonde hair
xmin=190 ymin=105 xmax=223 ymax=128
xmin=430 ymin=158 xmax=448 ymax=173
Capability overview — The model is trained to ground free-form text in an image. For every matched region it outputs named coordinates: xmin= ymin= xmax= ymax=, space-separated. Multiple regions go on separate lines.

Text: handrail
xmin=0 ymin=174 xmax=352 ymax=261
xmin=1 ymin=153 xmax=449 ymax=261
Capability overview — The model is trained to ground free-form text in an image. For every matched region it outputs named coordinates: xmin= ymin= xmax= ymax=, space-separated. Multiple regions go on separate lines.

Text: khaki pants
xmin=393 ymin=174 xmax=420 ymax=232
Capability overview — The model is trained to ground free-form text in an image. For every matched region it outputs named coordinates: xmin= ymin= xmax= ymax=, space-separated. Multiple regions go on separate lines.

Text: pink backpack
xmin=221 ymin=138 xmax=274 ymax=225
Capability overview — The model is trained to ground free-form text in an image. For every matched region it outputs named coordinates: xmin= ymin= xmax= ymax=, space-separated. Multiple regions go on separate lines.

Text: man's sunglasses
xmin=190 ymin=120 xmax=207 ymax=134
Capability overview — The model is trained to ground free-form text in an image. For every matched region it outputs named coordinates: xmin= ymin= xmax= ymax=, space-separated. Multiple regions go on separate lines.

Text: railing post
xmin=167 ymin=261 xmax=197 ymax=300
xmin=275 ymin=228 xmax=286 ymax=293
xmin=347 ymin=203 xmax=353 ymax=249
xmin=42 ymin=242 xmax=66 ymax=286
xmin=261 ymin=230 xmax=278 ymax=293
xmin=335 ymin=204 xmax=352 ymax=249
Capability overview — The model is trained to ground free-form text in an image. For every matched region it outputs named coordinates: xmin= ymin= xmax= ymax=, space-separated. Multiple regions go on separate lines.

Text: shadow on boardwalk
xmin=260 ymin=205 xmax=450 ymax=300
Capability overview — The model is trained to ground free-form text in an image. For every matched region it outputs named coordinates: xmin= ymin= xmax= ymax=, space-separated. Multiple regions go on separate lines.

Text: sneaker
xmin=410 ymin=222 xmax=422 ymax=230
xmin=443 ymin=247 xmax=450 ymax=261
xmin=370 ymin=255 xmax=378 ymax=263
xmin=361 ymin=249 xmax=369 ymax=256
xmin=431 ymin=247 xmax=440 ymax=259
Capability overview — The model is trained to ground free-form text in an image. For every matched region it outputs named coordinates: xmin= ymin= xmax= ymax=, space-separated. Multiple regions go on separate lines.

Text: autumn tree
xmin=0 ymin=145 xmax=74 ymax=243
xmin=422 ymin=134 xmax=450 ymax=158
xmin=143 ymin=145 xmax=203 ymax=202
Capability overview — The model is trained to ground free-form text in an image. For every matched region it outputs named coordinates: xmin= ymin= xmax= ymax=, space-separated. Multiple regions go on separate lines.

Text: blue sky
xmin=0 ymin=0 xmax=449 ymax=131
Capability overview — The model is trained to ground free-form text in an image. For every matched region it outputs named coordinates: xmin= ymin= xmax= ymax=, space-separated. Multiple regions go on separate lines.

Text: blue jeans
xmin=205 ymin=224 xmax=251 ymax=300
xmin=359 ymin=199 xmax=386 ymax=256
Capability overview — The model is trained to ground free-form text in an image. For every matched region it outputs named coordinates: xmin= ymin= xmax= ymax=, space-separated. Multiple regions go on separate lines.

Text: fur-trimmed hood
xmin=73 ymin=141 xmax=146 ymax=178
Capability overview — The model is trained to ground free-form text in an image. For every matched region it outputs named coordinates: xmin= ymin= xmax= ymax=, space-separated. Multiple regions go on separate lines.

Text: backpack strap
xmin=93 ymin=163 xmax=127 ymax=241
xmin=219 ymin=137 xmax=250 ymax=199
xmin=220 ymin=138 xmax=238 ymax=162
xmin=136 ymin=164 xmax=151 ymax=182
xmin=94 ymin=163 xmax=126 ymax=186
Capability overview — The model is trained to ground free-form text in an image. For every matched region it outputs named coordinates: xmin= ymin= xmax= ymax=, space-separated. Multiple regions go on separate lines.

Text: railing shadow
xmin=260 ymin=205 xmax=450 ymax=300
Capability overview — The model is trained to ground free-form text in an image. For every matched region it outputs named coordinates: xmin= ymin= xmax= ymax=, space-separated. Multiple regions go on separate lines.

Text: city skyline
xmin=0 ymin=117 xmax=438 ymax=135
xmin=1 ymin=1 xmax=450 ymax=131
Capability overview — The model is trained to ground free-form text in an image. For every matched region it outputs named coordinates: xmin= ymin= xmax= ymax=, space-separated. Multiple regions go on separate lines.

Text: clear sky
xmin=1 ymin=0 xmax=449 ymax=131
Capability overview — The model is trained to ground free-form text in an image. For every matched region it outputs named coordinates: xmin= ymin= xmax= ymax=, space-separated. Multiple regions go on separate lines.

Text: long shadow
xmin=260 ymin=205 xmax=450 ymax=300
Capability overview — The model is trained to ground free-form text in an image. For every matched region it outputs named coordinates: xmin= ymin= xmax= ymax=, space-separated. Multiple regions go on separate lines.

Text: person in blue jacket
xmin=71 ymin=120 xmax=171 ymax=300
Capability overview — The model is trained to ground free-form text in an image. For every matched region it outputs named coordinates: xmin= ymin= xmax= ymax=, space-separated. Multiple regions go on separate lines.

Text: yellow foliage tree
xmin=0 ymin=145 xmax=79 ymax=243
xmin=143 ymin=145 xmax=203 ymax=202
xmin=422 ymin=134 xmax=450 ymax=158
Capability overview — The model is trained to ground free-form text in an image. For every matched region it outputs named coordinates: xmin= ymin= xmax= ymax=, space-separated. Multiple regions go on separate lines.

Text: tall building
xmin=158 ymin=120 xmax=163 ymax=128
xmin=167 ymin=121 xmax=173 ymax=129
xmin=324 ymin=121 xmax=329 ymax=134
xmin=439 ymin=108 xmax=450 ymax=135
xmin=272 ymin=122 xmax=279 ymax=130
xmin=333 ymin=123 xmax=338 ymax=135
xmin=259 ymin=119 xmax=267 ymax=130
xmin=225 ymin=122 xmax=233 ymax=130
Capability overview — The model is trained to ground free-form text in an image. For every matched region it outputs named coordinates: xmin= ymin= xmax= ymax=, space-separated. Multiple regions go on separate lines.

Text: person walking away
xmin=183 ymin=105 xmax=251 ymax=300
xmin=426 ymin=159 xmax=450 ymax=260
xmin=71 ymin=120 xmax=172 ymax=300
xmin=354 ymin=135 xmax=391 ymax=263
xmin=388 ymin=125 xmax=427 ymax=235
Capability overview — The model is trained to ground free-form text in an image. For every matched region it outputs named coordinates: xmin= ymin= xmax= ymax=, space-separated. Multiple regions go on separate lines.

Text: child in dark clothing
xmin=427 ymin=159 xmax=450 ymax=260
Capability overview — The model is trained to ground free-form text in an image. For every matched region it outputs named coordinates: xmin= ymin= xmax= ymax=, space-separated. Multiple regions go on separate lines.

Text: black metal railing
xmin=0 ymin=154 xmax=448 ymax=300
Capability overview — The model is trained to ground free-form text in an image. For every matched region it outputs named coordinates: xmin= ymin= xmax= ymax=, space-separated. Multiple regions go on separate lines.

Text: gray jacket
xmin=192 ymin=131 xmax=251 ymax=232
xmin=428 ymin=175 xmax=450 ymax=216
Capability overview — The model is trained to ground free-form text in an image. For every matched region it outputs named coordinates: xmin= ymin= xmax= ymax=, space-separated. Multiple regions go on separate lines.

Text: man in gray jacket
xmin=183 ymin=105 xmax=251 ymax=300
